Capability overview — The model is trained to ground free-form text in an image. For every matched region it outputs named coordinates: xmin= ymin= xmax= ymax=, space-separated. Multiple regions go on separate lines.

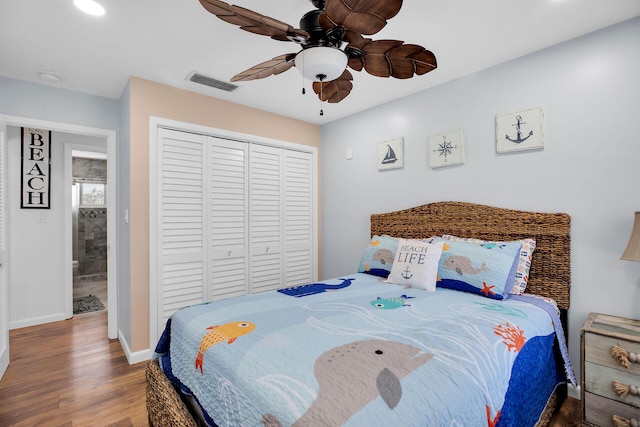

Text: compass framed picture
xmin=428 ymin=129 xmax=464 ymax=168
xmin=496 ymin=107 xmax=544 ymax=153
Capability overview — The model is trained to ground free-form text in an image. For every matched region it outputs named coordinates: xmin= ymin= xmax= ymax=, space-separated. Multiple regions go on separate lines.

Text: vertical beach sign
xmin=21 ymin=127 xmax=51 ymax=209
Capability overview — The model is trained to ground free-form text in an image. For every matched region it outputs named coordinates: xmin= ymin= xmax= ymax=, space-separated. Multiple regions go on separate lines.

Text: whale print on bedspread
xmin=277 ymin=278 xmax=354 ymax=297
xmin=262 ymin=339 xmax=433 ymax=426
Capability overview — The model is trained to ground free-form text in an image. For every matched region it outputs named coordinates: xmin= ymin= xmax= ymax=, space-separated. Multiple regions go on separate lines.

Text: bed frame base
xmin=147 ymin=201 xmax=571 ymax=426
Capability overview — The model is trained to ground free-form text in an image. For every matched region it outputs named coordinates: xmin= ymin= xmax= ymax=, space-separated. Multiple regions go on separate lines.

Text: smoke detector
xmin=38 ymin=71 xmax=62 ymax=83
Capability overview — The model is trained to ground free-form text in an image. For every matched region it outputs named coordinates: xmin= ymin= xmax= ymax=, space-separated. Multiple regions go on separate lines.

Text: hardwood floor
xmin=0 ymin=310 xmax=581 ymax=427
xmin=0 ymin=311 xmax=148 ymax=427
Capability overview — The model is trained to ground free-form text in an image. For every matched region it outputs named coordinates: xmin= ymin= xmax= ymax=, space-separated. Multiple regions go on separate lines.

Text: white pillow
xmin=386 ymin=239 xmax=444 ymax=291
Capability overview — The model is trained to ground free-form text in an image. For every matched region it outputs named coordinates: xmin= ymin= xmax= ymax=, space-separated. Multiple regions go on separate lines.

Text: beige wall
xmin=129 ymin=77 xmax=321 ymax=352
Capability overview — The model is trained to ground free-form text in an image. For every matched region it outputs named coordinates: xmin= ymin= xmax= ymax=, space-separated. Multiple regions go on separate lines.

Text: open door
xmin=0 ymin=127 xmax=9 ymax=379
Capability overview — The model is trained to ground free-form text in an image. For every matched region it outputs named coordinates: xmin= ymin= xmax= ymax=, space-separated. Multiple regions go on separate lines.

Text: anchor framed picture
xmin=496 ymin=107 xmax=544 ymax=153
xmin=377 ymin=137 xmax=404 ymax=171
xmin=428 ymin=129 xmax=464 ymax=168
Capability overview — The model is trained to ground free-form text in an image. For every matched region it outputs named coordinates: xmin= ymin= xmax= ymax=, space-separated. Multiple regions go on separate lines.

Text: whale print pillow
xmin=442 ymin=235 xmax=536 ymax=295
xmin=358 ymin=235 xmax=399 ymax=278
xmin=432 ymin=237 xmax=522 ymax=300
xmin=385 ymin=239 xmax=444 ymax=291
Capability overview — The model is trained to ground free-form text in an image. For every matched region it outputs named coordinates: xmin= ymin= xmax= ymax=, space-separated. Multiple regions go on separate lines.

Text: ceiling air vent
xmin=186 ymin=71 xmax=238 ymax=92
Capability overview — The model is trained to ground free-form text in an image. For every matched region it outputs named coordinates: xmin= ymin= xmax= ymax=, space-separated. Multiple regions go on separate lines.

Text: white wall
xmin=320 ymin=17 xmax=640 ymax=382
xmin=7 ymin=128 xmax=106 ymax=327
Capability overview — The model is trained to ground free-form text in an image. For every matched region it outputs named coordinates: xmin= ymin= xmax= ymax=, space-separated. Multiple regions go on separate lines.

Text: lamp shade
xmin=295 ymin=47 xmax=347 ymax=82
xmin=621 ymin=212 xmax=640 ymax=261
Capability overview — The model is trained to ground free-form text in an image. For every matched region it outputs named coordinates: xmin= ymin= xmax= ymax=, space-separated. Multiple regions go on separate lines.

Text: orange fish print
xmin=195 ymin=321 xmax=256 ymax=374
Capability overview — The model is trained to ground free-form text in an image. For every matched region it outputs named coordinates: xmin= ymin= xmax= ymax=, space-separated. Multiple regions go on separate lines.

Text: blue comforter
xmin=154 ymin=273 xmax=573 ymax=426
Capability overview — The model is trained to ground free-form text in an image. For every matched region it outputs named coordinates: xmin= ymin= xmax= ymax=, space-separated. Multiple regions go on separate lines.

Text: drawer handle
xmin=612 ymin=343 xmax=638 ymax=369
xmin=613 ymin=414 xmax=639 ymax=427
xmin=613 ymin=380 xmax=640 ymax=399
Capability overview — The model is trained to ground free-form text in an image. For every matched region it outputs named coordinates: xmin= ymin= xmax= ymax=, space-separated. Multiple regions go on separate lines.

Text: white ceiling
xmin=1 ymin=0 xmax=639 ymax=125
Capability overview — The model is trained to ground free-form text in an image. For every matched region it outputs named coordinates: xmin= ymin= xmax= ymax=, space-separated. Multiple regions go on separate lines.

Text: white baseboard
xmin=568 ymin=383 xmax=581 ymax=399
xmin=118 ymin=330 xmax=152 ymax=365
xmin=9 ymin=312 xmax=66 ymax=330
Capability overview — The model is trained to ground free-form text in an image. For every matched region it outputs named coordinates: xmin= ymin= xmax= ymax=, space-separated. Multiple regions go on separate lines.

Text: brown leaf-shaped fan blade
xmin=362 ymin=40 xmax=437 ymax=78
xmin=362 ymin=40 xmax=403 ymax=77
xmin=199 ymin=0 xmax=309 ymax=42
xmin=324 ymin=0 xmax=402 ymax=35
xmin=312 ymin=70 xmax=354 ymax=103
xmin=231 ymin=54 xmax=296 ymax=82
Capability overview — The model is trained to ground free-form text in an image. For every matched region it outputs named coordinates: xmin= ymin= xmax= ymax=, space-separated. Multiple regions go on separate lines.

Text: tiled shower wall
xmin=73 ymin=157 xmax=107 ymax=279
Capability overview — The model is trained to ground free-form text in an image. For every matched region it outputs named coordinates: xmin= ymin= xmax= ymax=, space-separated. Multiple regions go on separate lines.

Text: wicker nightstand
xmin=581 ymin=313 xmax=640 ymax=426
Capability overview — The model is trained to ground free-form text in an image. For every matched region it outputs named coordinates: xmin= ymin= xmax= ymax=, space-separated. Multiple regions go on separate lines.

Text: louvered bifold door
xmin=157 ymin=129 xmax=207 ymax=333
xmin=207 ymin=137 xmax=249 ymax=300
xmin=283 ymin=149 xmax=313 ymax=287
xmin=249 ymin=144 xmax=283 ymax=293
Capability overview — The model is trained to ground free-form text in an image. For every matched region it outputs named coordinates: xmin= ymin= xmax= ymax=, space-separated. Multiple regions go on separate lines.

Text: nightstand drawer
xmin=581 ymin=313 xmax=640 ymax=426
xmin=584 ymin=392 xmax=640 ymax=427
xmin=585 ymin=332 xmax=640 ymax=375
xmin=585 ymin=361 xmax=640 ymax=407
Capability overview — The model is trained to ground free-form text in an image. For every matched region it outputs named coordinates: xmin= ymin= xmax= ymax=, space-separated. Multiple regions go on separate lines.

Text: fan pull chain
xmin=301 ymin=52 xmax=306 ymax=95
xmin=318 ymin=75 xmax=325 ymax=116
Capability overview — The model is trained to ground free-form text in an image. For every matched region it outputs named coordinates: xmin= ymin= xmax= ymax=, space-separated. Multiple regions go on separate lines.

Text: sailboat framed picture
xmin=428 ymin=129 xmax=464 ymax=168
xmin=377 ymin=137 xmax=404 ymax=171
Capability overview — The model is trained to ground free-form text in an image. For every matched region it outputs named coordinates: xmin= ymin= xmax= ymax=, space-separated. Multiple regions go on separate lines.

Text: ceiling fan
xmin=199 ymin=0 xmax=437 ymax=112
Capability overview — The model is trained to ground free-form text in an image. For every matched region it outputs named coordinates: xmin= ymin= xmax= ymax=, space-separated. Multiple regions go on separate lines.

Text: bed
xmin=146 ymin=201 xmax=574 ymax=426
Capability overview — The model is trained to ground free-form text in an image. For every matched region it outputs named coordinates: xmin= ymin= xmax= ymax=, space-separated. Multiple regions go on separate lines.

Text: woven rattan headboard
xmin=370 ymin=201 xmax=571 ymax=310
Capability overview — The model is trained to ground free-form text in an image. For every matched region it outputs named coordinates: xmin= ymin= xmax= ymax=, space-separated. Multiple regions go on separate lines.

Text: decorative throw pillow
xmin=386 ymin=239 xmax=444 ymax=291
xmin=442 ymin=235 xmax=536 ymax=294
xmin=433 ymin=237 xmax=522 ymax=300
xmin=357 ymin=235 xmax=399 ymax=278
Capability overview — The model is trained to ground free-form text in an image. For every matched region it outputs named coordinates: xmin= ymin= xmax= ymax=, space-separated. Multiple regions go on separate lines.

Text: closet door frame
xmin=149 ymin=117 xmax=318 ymax=348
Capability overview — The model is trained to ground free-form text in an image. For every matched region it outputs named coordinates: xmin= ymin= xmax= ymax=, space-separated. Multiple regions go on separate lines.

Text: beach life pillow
xmin=433 ymin=237 xmax=522 ymax=300
xmin=357 ymin=235 xmax=399 ymax=278
xmin=385 ymin=239 xmax=444 ymax=291
xmin=442 ymin=235 xmax=536 ymax=295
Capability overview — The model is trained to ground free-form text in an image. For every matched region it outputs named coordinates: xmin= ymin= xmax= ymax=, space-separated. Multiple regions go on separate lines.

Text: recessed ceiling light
xmin=74 ymin=0 xmax=105 ymax=16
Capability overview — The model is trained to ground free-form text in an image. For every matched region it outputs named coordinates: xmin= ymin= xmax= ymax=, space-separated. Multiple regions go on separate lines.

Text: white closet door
xmin=157 ymin=129 xmax=207 ymax=332
xmin=208 ymin=138 xmax=248 ymax=300
xmin=249 ymin=144 xmax=283 ymax=293
xmin=283 ymin=149 xmax=313 ymax=286
xmin=0 ymin=129 xmax=8 ymax=380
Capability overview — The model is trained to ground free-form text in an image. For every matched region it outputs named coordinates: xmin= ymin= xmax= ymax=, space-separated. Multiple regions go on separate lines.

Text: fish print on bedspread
xmin=370 ymin=294 xmax=415 ymax=309
xmin=195 ymin=321 xmax=256 ymax=374
xmin=277 ymin=278 xmax=354 ymax=297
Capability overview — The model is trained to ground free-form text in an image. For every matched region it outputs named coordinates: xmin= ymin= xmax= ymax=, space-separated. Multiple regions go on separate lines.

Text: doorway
xmin=0 ymin=114 xmax=117 ymax=342
xmin=71 ymin=150 xmax=108 ymax=315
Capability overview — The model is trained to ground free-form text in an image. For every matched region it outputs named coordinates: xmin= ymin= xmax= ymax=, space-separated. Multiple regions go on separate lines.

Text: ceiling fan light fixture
xmin=295 ymin=46 xmax=347 ymax=82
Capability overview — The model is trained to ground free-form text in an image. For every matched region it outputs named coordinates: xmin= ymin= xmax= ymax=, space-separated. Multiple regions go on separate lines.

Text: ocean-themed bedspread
xmin=154 ymin=273 xmax=570 ymax=427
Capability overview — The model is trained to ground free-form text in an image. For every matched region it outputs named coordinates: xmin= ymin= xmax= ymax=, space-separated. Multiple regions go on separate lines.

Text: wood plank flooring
xmin=0 ymin=310 xmax=581 ymax=427
xmin=0 ymin=310 xmax=148 ymax=427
